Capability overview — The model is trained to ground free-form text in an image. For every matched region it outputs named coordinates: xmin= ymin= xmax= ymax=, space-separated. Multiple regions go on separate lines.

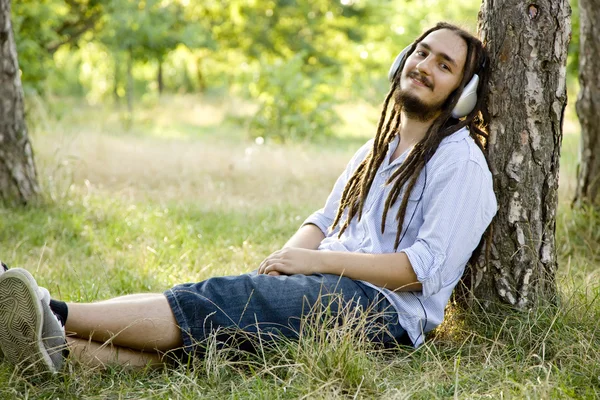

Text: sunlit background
xmin=13 ymin=0 xmax=504 ymax=140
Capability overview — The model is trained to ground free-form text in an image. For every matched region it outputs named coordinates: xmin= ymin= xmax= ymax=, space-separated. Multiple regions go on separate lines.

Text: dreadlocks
xmin=331 ymin=22 xmax=491 ymax=251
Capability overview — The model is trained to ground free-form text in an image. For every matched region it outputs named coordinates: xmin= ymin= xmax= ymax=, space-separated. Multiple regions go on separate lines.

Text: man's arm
xmin=282 ymin=224 xmax=325 ymax=250
xmin=318 ymin=250 xmax=421 ymax=291
xmin=258 ymin=247 xmax=421 ymax=291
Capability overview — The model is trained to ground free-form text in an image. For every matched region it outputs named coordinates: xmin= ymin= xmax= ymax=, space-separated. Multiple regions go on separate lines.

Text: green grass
xmin=0 ymin=95 xmax=598 ymax=398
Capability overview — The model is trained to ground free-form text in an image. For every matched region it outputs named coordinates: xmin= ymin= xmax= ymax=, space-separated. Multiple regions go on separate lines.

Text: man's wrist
xmin=314 ymin=251 xmax=341 ymax=276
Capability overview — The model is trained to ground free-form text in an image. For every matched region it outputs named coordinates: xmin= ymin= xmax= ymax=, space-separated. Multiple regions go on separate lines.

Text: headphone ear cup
xmin=388 ymin=45 xmax=412 ymax=82
xmin=451 ymin=74 xmax=479 ymax=118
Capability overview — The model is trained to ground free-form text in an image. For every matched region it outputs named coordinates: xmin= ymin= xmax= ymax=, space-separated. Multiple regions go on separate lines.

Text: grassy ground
xmin=0 ymin=94 xmax=598 ymax=399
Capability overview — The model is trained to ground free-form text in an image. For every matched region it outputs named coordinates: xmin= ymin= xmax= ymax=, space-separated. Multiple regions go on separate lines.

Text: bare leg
xmin=66 ymin=294 xmax=183 ymax=352
xmin=67 ymin=337 xmax=163 ymax=369
xmin=97 ymin=293 xmax=161 ymax=303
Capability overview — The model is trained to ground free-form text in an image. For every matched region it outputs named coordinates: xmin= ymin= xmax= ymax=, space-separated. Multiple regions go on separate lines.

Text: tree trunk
xmin=125 ymin=46 xmax=134 ymax=128
xmin=0 ymin=0 xmax=39 ymax=204
xmin=196 ymin=55 xmax=206 ymax=92
xmin=467 ymin=0 xmax=571 ymax=308
xmin=574 ymin=0 xmax=600 ymax=205
xmin=157 ymin=57 xmax=164 ymax=96
xmin=126 ymin=47 xmax=133 ymax=116
xmin=113 ymin=52 xmax=120 ymax=105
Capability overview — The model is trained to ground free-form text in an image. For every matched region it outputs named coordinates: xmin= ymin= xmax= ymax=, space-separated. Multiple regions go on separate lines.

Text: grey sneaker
xmin=0 ymin=261 xmax=8 ymax=359
xmin=0 ymin=268 xmax=66 ymax=374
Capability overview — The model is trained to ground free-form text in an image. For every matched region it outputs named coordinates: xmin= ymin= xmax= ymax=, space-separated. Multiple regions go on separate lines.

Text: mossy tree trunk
xmin=466 ymin=0 xmax=570 ymax=308
xmin=574 ymin=0 xmax=600 ymax=205
xmin=0 ymin=0 xmax=39 ymax=204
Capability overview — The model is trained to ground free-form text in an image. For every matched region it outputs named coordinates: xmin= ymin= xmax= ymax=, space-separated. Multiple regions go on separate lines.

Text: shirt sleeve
xmin=302 ymin=140 xmax=374 ymax=236
xmin=402 ymin=159 xmax=497 ymax=299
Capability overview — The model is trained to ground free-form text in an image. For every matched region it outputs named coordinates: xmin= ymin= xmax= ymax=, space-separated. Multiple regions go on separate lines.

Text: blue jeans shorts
xmin=164 ymin=271 xmax=409 ymax=355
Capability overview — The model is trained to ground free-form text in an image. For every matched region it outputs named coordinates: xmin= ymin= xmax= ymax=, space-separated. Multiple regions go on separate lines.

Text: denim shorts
xmin=164 ymin=271 xmax=409 ymax=355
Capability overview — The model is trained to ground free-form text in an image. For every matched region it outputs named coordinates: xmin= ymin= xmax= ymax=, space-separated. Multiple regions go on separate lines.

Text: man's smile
xmin=407 ymin=71 xmax=433 ymax=90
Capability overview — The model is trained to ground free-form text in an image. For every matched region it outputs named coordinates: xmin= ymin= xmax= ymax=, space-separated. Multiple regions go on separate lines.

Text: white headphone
xmin=387 ymin=45 xmax=480 ymax=119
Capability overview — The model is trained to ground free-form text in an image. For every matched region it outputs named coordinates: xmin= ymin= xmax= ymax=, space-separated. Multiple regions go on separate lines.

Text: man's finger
xmin=259 ymin=257 xmax=276 ymax=274
xmin=265 ymin=263 xmax=291 ymax=276
xmin=258 ymin=259 xmax=268 ymax=274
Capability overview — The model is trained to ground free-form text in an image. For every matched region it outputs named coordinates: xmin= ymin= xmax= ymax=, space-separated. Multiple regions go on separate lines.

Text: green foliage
xmin=12 ymin=0 xmax=104 ymax=91
xmin=248 ymin=53 xmax=341 ymax=142
xmin=11 ymin=1 xmax=60 ymax=90
xmin=12 ymin=0 xmax=581 ymax=140
xmin=99 ymin=0 xmax=212 ymax=59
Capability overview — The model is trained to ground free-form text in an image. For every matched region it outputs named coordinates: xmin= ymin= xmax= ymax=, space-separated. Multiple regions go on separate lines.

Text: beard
xmin=393 ymin=84 xmax=445 ymax=122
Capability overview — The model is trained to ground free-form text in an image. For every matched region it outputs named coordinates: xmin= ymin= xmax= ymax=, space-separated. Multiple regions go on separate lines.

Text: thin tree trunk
xmin=157 ymin=57 xmax=164 ymax=96
xmin=574 ymin=0 xmax=600 ymax=205
xmin=113 ymin=52 xmax=120 ymax=106
xmin=0 ymin=0 xmax=39 ymax=204
xmin=196 ymin=55 xmax=206 ymax=92
xmin=466 ymin=0 xmax=571 ymax=308
xmin=126 ymin=47 xmax=133 ymax=117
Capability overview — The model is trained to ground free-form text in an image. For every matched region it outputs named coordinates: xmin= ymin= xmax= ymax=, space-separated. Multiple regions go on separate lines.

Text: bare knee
xmin=65 ymin=294 xmax=183 ymax=352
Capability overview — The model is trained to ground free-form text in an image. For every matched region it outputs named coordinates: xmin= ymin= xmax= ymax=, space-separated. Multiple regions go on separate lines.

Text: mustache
xmin=407 ymin=71 xmax=433 ymax=89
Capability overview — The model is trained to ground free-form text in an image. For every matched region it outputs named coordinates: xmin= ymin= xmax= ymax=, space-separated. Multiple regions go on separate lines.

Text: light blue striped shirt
xmin=303 ymin=127 xmax=497 ymax=347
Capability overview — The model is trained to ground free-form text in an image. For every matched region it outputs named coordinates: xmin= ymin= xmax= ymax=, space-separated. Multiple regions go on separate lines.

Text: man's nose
xmin=416 ymin=57 xmax=433 ymax=75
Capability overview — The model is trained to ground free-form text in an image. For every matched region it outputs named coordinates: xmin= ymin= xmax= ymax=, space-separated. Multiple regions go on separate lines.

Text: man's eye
xmin=416 ymin=51 xmax=427 ymax=57
xmin=440 ymin=63 xmax=450 ymax=71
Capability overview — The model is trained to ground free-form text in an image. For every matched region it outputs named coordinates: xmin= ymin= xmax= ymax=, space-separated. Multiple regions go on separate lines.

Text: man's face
xmin=395 ymin=29 xmax=468 ymax=121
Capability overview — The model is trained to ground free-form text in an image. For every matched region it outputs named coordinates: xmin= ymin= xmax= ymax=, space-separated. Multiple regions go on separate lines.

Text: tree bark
xmin=574 ymin=0 xmax=600 ymax=205
xmin=467 ymin=0 xmax=570 ymax=308
xmin=0 ymin=0 xmax=39 ymax=204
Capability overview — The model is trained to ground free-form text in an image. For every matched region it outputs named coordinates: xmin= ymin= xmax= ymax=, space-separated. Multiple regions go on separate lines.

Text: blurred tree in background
xmin=97 ymin=0 xmax=211 ymax=119
xmin=574 ymin=0 xmax=600 ymax=205
xmin=248 ymin=52 xmax=340 ymax=142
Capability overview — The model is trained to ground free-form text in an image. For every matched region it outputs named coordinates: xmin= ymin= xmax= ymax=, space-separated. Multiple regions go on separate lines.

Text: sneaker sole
xmin=0 ymin=261 xmax=6 ymax=361
xmin=0 ymin=269 xmax=57 ymax=374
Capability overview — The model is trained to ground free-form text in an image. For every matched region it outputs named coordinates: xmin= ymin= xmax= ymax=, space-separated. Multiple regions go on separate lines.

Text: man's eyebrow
xmin=419 ymin=42 xmax=458 ymax=68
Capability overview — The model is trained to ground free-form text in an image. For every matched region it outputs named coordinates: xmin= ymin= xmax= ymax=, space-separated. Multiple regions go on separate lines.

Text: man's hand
xmin=258 ymin=248 xmax=321 ymax=276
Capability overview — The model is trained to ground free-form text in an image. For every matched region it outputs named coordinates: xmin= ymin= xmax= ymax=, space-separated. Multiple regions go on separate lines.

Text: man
xmin=0 ymin=22 xmax=497 ymax=374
